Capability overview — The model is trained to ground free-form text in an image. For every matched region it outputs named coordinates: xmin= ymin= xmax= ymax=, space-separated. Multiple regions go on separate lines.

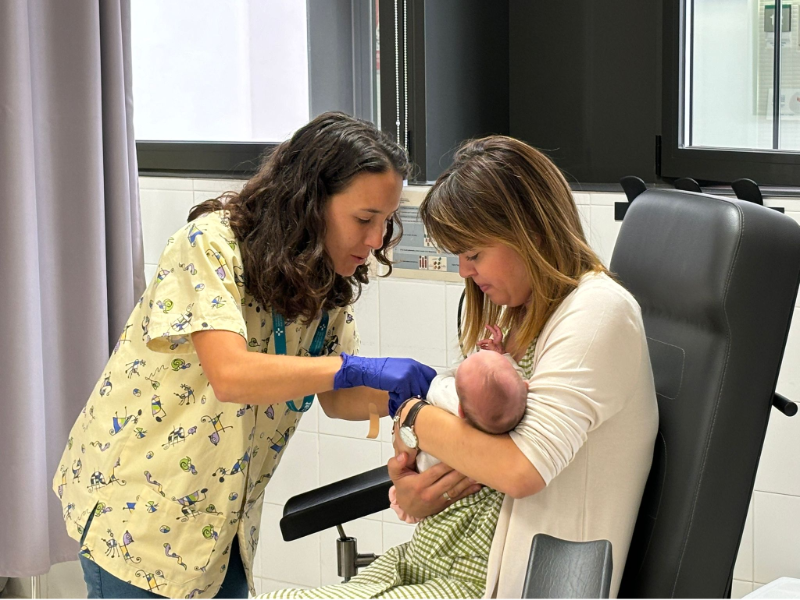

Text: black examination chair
xmin=280 ymin=189 xmax=800 ymax=598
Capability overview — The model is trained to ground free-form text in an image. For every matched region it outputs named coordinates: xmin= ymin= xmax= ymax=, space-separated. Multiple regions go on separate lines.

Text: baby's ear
xmin=458 ymin=404 xmax=465 ymax=418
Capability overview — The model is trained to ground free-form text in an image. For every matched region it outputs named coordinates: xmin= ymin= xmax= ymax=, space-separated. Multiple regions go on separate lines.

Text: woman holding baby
xmin=264 ymin=137 xmax=658 ymax=599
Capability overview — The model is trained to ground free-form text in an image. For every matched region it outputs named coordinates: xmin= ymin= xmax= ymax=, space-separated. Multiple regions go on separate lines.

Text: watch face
xmin=399 ymin=426 xmax=418 ymax=449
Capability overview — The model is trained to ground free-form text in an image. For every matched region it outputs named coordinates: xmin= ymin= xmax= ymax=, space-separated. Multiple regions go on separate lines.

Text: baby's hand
xmin=388 ymin=485 xmax=423 ymax=524
xmin=476 ymin=325 xmax=505 ymax=353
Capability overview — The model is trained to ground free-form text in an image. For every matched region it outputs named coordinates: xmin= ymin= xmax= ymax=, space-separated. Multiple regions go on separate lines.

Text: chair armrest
xmin=280 ymin=466 xmax=392 ymax=541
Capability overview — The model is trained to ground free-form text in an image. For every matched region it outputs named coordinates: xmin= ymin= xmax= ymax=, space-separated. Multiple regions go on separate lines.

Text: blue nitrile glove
xmin=333 ymin=353 xmax=437 ymax=417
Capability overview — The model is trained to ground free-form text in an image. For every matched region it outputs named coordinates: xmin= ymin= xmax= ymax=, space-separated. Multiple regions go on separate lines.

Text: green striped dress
xmin=261 ymin=345 xmax=536 ymax=600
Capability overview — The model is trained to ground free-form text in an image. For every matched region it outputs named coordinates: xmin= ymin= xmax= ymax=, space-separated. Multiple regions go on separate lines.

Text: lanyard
xmin=272 ymin=311 xmax=330 ymax=412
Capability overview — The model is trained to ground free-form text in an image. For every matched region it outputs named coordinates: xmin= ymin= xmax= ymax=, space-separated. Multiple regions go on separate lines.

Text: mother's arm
xmin=389 ymin=400 xmax=546 ymax=518
xmin=399 ymin=400 xmax=546 ymax=498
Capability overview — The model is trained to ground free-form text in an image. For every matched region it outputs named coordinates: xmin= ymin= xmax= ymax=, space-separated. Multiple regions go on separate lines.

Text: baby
xmin=390 ymin=326 xmax=529 ymax=522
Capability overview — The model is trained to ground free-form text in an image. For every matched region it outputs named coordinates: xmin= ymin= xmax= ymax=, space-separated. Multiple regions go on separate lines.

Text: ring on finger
xmin=442 ymin=491 xmax=452 ymax=502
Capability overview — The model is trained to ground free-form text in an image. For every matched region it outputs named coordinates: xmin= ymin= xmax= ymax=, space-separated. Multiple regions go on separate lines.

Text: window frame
xmin=661 ymin=0 xmax=800 ymax=186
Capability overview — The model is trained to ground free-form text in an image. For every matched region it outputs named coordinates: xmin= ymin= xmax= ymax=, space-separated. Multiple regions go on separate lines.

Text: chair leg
xmin=336 ymin=524 xmax=379 ymax=582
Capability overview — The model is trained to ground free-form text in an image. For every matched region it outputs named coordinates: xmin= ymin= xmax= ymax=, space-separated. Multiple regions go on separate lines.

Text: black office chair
xmin=281 ymin=189 xmax=800 ymax=597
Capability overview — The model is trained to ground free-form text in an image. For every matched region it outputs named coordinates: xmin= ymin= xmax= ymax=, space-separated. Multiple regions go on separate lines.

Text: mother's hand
xmin=387 ymin=453 xmax=482 ymax=519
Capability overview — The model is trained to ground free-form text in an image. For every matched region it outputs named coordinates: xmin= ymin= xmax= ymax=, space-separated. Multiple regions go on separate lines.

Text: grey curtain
xmin=0 ymin=0 xmax=144 ymax=575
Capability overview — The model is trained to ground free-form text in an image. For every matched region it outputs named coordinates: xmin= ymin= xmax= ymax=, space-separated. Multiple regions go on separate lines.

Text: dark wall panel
xmin=308 ymin=0 xmax=355 ymax=118
xmin=509 ymin=1 xmax=663 ymax=184
xmin=423 ymin=0 xmax=510 ymax=180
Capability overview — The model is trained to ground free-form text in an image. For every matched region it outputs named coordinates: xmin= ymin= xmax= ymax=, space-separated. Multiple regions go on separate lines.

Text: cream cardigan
xmin=485 ymin=272 xmax=659 ymax=598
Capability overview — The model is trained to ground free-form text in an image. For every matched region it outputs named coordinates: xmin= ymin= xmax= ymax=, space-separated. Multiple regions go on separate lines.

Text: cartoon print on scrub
xmin=135 ymin=569 xmax=167 ymax=592
xmin=173 ymin=488 xmax=209 ymax=521
xmin=102 ymin=529 xmax=121 ymax=558
xmin=175 ymin=383 xmax=196 ymax=405
xmin=170 ymin=303 xmax=194 ymax=334
xmin=151 ymin=395 xmax=167 ymax=422
xmin=72 ymin=459 xmax=83 ymax=482
xmin=201 ymin=413 xmax=233 ymax=446
xmin=180 ymin=456 xmax=198 ymax=475
xmin=248 ymin=525 xmax=258 ymax=555
xmin=186 ymin=223 xmax=204 ymax=247
xmin=180 ymin=262 xmax=198 ymax=275
xmin=86 ymin=457 xmax=126 ymax=493
xmin=232 ymin=265 xmax=245 ymax=292
xmin=171 ymin=358 xmax=191 ymax=372
xmin=268 ymin=426 xmax=295 ymax=454
xmin=145 ymin=364 xmax=168 ymax=391
xmin=324 ymin=334 xmax=339 ymax=355
xmin=155 ymin=264 xmax=173 ymax=285
xmin=79 ymin=545 xmax=94 ymax=561
xmin=113 ymin=324 xmax=133 ymax=355
xmin=57 ymin=465 xmax=68 ymax=498
xmin=235 ymin=404 xmax=253 ymax=418
xmin=81 ymin=406 xmax=96 ymax=431
xmin=220 ymin=235 xmax=237 ymax=251
xmin=205 ymin=248 xmax=227 ymax=280
xmin=99 ymin=373 xmax=112 ymax=397
xmin=144 ymin=471 xmax=165 ymax=497
xmin=141 ymin=316 xmax=151 ymax=343
xmin=120 ymin=530 xmax=142 ymax=564
xmin=110 ymin=408 xmax=142 ymax=436
xmin=212 ymin=451 xmax=251 ymax=482
xmin=162 ymin=426 xmax=186 ymax=450
xmin=186 ymin=583 xmax=215 ymax=598
xmin=125 ymin=358 xmax=146 ymax=378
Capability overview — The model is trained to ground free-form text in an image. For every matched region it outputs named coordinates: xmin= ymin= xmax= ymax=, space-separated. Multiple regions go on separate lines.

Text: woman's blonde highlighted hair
xmin=419 ymin=136 xmax=608 ymax=357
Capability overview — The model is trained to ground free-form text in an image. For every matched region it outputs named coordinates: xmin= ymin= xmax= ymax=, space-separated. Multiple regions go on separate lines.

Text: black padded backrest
xmin=612 ymin=190 xmax=800 ymax=598
xmin=522 ymin=534 xmax=613 ymax=599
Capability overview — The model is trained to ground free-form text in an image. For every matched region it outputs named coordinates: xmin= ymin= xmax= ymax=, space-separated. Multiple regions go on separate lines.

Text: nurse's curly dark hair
xmin=189 ymin=112 xmax=410 ymax=323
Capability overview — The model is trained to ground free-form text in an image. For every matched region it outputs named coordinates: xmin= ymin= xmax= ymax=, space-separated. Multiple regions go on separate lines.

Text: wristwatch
xmin=396 ymin=399 xmax=429 ymax=449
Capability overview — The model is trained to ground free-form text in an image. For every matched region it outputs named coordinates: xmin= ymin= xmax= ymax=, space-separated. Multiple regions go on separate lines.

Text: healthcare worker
xmin=53 ymin=112 xmax=436 ymax=599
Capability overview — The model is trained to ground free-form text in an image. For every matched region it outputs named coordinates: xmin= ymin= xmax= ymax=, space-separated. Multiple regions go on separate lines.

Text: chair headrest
xmin=612 ymin=189 xmax=800 ymax=333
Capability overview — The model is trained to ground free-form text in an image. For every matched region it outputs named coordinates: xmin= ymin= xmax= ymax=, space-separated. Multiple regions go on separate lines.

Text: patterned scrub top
xmin=52 ymin=210 xmax=360 ymax=599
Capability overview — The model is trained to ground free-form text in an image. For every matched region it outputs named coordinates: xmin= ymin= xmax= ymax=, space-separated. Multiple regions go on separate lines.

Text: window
xmin=662 ymin=0 xmax=800 ymax=185
xmin=133 ymin=0 xmax=377 ymax=176
xmin=132 ymin=0 xmax=309 ymax=144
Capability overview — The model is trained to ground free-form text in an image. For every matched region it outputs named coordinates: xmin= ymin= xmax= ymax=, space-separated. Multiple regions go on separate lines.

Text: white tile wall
xmin=378 ymin=279 xmax=448 ymax=366
xmin=135 ymin=177 xmax=800 ymax=596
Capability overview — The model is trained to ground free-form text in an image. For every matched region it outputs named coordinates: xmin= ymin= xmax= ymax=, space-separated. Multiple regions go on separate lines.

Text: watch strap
xmin=401 ymin=399 xmax=429 ymax=429
xmin=394 ymin=398 xmax=415 ymax=424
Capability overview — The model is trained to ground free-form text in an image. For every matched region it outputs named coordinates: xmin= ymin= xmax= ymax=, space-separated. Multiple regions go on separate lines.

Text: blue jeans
xmin=78 ymin=510 xmax=248 ymax=598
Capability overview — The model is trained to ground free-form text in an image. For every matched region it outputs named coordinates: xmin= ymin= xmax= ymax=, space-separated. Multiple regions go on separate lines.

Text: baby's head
xmin=454 ymin=351 xmax=528 ymax=434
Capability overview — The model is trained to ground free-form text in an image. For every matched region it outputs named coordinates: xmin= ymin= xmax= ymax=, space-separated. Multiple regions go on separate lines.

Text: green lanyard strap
xmin=272 ymin=311 xmax=330 ymax=412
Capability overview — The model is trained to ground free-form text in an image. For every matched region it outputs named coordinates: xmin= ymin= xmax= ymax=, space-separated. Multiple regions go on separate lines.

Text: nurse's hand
xmin=387 ymin=453 xmax=483 ymax=519
xmin=333 ymin=354 xmax=437 ymax=417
